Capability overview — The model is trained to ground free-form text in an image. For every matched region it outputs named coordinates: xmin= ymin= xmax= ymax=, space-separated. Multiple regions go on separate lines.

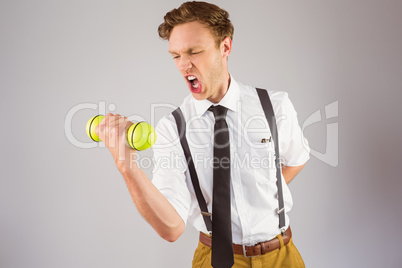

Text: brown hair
xmin=158 ymin=1 xmax=234 ymax=47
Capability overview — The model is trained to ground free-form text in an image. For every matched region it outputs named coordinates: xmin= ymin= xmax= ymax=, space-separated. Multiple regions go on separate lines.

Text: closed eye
xmin=170 ymin=50 xmax=202 ymax=60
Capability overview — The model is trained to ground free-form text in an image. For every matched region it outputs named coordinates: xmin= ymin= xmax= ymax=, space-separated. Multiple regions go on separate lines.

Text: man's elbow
xmin=159 ymin=221 xmax=185 ymax=242
xmin=163 ymin=233 xmax=181 ymax=243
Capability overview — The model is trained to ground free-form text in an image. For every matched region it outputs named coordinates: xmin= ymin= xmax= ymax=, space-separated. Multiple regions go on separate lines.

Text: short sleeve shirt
xmin=152 ymin=76 xmax=309 ymax=245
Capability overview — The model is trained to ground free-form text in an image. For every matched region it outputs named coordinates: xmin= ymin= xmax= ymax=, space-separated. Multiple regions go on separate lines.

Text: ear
xmin=220 ymin=37 xmax=232 ymax=58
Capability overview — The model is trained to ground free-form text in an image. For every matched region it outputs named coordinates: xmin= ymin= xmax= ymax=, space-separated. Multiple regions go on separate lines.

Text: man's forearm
xmin=120 ymin=162 xmax=185 ymax=242
xmin=281 ymin=163 xmax=306 ymax=184
xmin=94 ymin=114 xmax=185 ymax=242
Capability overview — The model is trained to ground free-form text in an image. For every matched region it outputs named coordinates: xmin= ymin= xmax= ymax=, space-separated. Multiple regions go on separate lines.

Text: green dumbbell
xmin=86 ymin=115 xmax=156 ymax=151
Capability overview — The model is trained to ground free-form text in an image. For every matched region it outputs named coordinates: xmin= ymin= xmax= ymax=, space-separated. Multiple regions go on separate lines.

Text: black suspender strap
xmin=256 ymin=88 xmax=286 ymax=234
xmin=172 ymin=88 xmax=286 ymax=235
xmin=172 ymin=108 xmax=213 ymax=233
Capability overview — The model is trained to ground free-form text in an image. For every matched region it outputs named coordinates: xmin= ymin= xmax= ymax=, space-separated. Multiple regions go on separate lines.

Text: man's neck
xmin=208 ymin=73 xmax=231 ymax=104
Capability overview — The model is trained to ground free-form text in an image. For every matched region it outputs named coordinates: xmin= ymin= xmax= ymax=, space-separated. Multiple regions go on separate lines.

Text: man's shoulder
xmin=237 ymin=81 xmax=290 ymax=105
xmin=155 ymin=109 xmax=177 ymax=134
xmin=155 ymin=94 xmax=193 ymax=132
xmin=267 ymin=89 xmax=289 ymax=100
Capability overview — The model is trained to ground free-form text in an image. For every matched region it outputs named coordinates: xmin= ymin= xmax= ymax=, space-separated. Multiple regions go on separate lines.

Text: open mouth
xmin=186 ymin=75 xmax=202 ymax=93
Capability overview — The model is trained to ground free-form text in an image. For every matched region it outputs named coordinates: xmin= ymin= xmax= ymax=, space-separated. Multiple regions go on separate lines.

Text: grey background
xmin=1 ymin=0 xmax=401 ymax=267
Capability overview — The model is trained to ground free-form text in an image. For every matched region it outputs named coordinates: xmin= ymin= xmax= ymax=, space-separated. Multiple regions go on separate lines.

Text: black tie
xmin=209 ymin=105 xmax=234 ymax=268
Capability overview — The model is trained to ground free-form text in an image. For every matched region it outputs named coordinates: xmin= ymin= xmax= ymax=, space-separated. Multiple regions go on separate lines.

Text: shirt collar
xmin=193 ymin=75 xmax=240 ymax=117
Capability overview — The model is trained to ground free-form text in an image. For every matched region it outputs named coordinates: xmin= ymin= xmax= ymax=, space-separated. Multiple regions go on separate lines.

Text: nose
xmin=177 ymin=55 xmax=192 ymax=72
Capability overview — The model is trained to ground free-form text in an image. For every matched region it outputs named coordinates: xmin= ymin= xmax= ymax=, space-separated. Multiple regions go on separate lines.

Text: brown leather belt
xmin=199 ymin=227 xmax=292 ymax=257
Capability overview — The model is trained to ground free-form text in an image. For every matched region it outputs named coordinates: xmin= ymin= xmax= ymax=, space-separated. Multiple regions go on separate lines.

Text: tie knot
xmin=208 ymin=105 xmax=228 ymax=120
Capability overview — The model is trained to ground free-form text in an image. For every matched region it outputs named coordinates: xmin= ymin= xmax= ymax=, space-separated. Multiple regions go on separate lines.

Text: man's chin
xmin=191 ymin=91 xmax=205 ymax=100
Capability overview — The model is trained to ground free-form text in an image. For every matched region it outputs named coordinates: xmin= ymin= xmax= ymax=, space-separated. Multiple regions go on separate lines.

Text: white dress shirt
xmin=152 ymin=76 xmax=309 ymax=245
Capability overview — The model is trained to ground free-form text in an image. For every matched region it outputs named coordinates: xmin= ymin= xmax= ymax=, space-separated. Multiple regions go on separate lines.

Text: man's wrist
xmin=116 ymin=152 xmax=140 ymax=175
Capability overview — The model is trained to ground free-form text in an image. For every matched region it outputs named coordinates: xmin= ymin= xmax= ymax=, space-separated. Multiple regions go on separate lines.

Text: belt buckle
xmin=242 ymin=244 xmax=259 ymax=258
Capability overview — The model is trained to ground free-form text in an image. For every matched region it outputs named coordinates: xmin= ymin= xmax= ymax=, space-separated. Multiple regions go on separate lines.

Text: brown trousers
xmin=192 ymin=234 xmax=305 ymax=268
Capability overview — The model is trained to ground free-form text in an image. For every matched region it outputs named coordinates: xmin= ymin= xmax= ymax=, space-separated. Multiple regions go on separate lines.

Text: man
xmin=96 ymin=1 xmax=309 ymax=267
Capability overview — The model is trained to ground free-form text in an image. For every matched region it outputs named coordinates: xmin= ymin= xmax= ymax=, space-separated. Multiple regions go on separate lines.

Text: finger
xmin=105 ymin=113 xmax=118 ymax=124
xmin=95 ymin=115 xmax=109 ymax=141
xmin=108 ymin=114 xmax=119 ymax=149
xmin=103 ymin=114 xmax=114 ymax=147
